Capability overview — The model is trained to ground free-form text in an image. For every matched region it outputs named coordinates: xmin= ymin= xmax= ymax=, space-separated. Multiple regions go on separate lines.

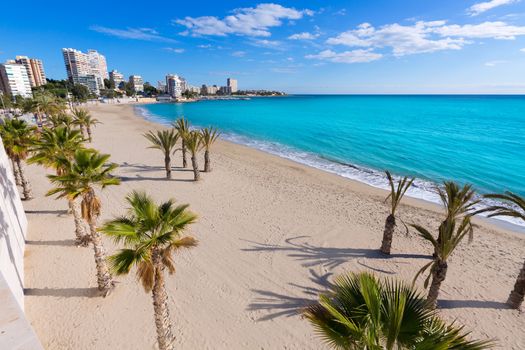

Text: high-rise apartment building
xmin=109 ymin=70 xmax=124 ymax=88
xmin=227 ymin=78 xmax=238 ymax=93
xmin=129 ymin=75 xmax=144 ymax=93
xmin=166 ymin=74 xmax=184 ymax=98
xmin=15 ymin=56 xmax=46 ymax=87
xmin=0 ymin=60 xmax=33 ymax=98
xmin=62 ymin=48 xmax=108 ymax=95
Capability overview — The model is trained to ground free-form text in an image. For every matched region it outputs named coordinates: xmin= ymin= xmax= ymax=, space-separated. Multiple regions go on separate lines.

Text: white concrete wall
xmin=0 ymin=135 xmax=27 ymax=309
xmin=0 ymin=135 xmax=42 ymax=349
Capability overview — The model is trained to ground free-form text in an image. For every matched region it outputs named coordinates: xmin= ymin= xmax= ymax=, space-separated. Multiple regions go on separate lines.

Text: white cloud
xmin=326 ymin=21 xmax=525 ymax=57
xmin=164 ymin=47 xmax=185 ymax=53
xmin=250 ymin=39 xmax=282 ymax=48
xmin=433 ymin=21 xmax=525 ymax=40
xmin=198 ymin=44 xmax=212 ymax=48
xmin=520 ymin=47 xmax=525 ymax=52
xmin=468 ymin=0 xmax=518 ymax=16
xmin=174 ymin=3 xmax=312 ymax=37
xmin=90 ymin=26 xmax=176 ymax=42
xmin=288 ymin=32 xmax=320 ymax=40
xmin=232 ymin=51 xmax=246 ymax=57
xmin=485 ymin=60 xmax=507 ymax=66
xmin=306 ymin=49 xmax=382 ymax=64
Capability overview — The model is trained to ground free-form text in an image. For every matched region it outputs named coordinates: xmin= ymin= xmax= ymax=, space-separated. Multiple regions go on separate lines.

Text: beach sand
xmin=23 ymin=104 xmax=524 ymax=349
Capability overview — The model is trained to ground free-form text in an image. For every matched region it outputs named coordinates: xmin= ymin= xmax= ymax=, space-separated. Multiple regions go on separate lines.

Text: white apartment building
xmin=15 ymin=56 xmax=46 ymax=87
xmin=62 ymin=48 xmax=108 ymax=95
xmin=109 ymin=70 xmax=124 ymax=88
xmin=227 ymin=78 xmax=238 ymax=93
xmin=166 ymin=74 xmax=184 ymax=98
xmin=0 ymin=61 xmax=33 ymax=98
xmin=129 ymin=75 xmax=144 ymax=93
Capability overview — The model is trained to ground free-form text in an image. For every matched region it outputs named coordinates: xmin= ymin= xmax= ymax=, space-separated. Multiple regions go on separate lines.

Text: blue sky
xmin=2 ymin=0 xmax=525 ymax=93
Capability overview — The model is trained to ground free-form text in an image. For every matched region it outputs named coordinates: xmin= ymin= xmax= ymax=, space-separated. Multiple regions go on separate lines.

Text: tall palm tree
xmin=47 ymin=149 xmax=120 ymax=294
xmin=32 ymin=91 xmax=65 ymax=123
xmin=173 ymin=117 xmax=189 ymax=168
xmin=72 ymin=107 xmax=100 ymax=142
xmin=184 ymin=131 xmax=202 ymax=181
xmin=143 ymin=129 xmax=179 ymax=179
xmin=0 ymin=118 xmax=36 ymax=200
xmin=304 ymin=272 xmax=493 ymax=349
xmin=199 ymin=127 xmax=220 ymax=172
xmin=101 ymin=191 xmax=198 ymax=350
xmin=380 ymin=171 xmax=414 ymax=255
xmin=483 ymin=192 xmax=525 ymax=309
xmin=412 ymin=215 xmax=473 ymax=307
xmin=29 ymin=126 xmax=89 ymax=245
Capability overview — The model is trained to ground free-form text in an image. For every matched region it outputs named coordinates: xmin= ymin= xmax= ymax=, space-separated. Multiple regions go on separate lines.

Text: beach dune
xmin=23 ymin=104 xmax=524 ymax=349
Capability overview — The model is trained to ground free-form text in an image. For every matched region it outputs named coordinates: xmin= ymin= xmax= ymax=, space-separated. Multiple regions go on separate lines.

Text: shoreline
xmin=24 ymin=103 xmax=525 ymax=349
xmin=134 ymin=102 xmax=525 ymax=235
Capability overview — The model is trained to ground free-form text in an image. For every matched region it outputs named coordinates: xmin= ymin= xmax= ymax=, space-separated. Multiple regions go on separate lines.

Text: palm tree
xmin=101 ymin=191 xmax=198 ymax=350
xmin=483 ymin=192 xmax=525 ymax=309
xmin=47 ymin=113 xmax=74 ymax=128
xmin=412 ymin=215 xmax=474 ymax=307
xmin=47 ymin=149 xmax=120 ymax=294
xmin=29 ymin=126 xmax=88 ymax=245
xmin=173 ymin=117 xmax=189 ymax=168
xmin=72 ymin=107 xmax=100 ymax=142
xmin=199 ymin=127 xmax=220 ymax=172
xmin=32 ymin=91 xmax=65 ymax=123
xmin=304 ymin=272 xmax=493 ymax=349
xmin=184 ymin=131 xmax=202 ymax=181
xmin=0 ymin=118 xmax=36 ymax=200
xmin=380 ymin=171 xmax=414 ymax=255
xmin=143 ymin=129 xmax=179 ymax=179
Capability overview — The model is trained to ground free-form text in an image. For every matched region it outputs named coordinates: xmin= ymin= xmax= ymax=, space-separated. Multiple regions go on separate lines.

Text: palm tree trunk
xmin=88 ymin=218 xmax=114 ymax=295
xmin=182 ymin=140 xmax=187 ymax=168
xmin=16 ymin=159 xmax=32 ymax=200
xmin=152 ymin=250 xmax=175 ymax=350
xmin=79 ymin=125 xmax=86 ymax=140
xmin=507 ymin=258 xmax=525 ymax=309
xmin=427 ymin=259 xmax=448 ymax=307
xmin=69 ymin=199 xmax=89 ymax=247
xmin=191 ymin=155 xmax=200 ymax=181
xmin=87 ymin=126 xmax=92 ymax=142
xmin=204 ymin=150 xmax=211 ymax=172
xmin=11 ymin=158 xmax=22 ymax=186
xmin=165 ymin=154 xmax=171 ymax=179
xmin=380 ymin=214 xmax=396 ymax=255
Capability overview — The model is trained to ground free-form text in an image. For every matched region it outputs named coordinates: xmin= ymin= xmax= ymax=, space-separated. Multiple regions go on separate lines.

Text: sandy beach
xmin=23 ymin=103 xmax=524 ymax=349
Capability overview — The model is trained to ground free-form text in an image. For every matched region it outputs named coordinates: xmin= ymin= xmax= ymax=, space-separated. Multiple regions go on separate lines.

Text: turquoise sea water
xmin=137 ymin=95 xmax=525 ymax=227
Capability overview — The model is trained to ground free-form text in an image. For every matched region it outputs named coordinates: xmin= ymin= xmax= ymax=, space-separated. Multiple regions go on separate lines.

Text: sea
xmin=136 ymin=95 xmax=525 ymax=229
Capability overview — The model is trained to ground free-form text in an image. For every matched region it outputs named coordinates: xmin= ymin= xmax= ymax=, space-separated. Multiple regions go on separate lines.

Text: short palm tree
xmin=0 ymin=118 xmax=36 ymax=200
xmin=199 ymin=127 xmax=220 ymax=172
xmin=101 ymin=191 xmax=198 ymax=350
xmin=184 ymin=131 xmax=202 ymax=181
xmin=143 ymin=129 xmax=179 ymax=179
xmin=47 ymin=113 xmax=74 ymax=128
xmin=483 ymin=192 xmax=525 ymax=309
xmin=380 ymin=171 xmax=414 ymax=255
xmin=32 ymin=92 xmax=64 ymax=123
xmin=412 ymin=215 xmax=474 ymax=307
xmin=173 ymin=117 xmax=189 ymax=168
xmin=304 ymin=272 xmax=493 ymax=349
xmin=29 ymin=126 xmax=88 ymax=245
xmin=72 ymin=107 xmax=100 ymax=142
xmin=47 ymin=149 xmax=120 ymax=294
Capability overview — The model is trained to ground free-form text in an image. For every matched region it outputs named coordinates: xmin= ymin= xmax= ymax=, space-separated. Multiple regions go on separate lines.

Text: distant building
xmin=200 ymin=84 xmax=208 ymax=95
xmin=15 ymin=56 xmax=46 ymax=87
xmin=208 ymin=85 xmax=218 ymax=95
xmin=62 ymin=48 xmax=108 ymax=95
xmin=129 ymin=75 xmax=144 ymax=93
xmin=157 ymin=80 xmax=166 ymax=93
xmin=109 ymin=70 xmax=124 ymax=88
xmin=0 ymin=60 xmax=33 ymax=98
xmin=166 ymin=74 xmax=184 ymax=98
xmin=219 ymin=86 xmax=232 ymax=95
xmin=227 ymin=78 xmax=238 ymax=93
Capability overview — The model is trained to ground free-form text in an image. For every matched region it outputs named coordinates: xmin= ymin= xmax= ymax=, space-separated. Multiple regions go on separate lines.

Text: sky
xmin=2 ymin=0 xmax=525 ymax=93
